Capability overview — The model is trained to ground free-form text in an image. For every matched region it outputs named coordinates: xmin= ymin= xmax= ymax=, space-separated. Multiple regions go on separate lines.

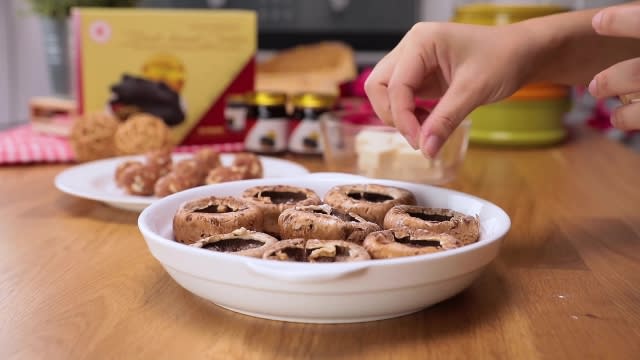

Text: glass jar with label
xmin=288 ymin=93 xmax=336 ymax=155
xmin=244 ymin=91 xmax=289 ymax=154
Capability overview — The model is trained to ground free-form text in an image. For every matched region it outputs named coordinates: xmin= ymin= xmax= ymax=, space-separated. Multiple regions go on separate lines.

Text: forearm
xmin=513 ymin=5 xmax=640 ymax=86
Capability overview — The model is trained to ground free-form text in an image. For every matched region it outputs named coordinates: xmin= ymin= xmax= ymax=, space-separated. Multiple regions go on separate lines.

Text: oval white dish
xmin=54 ymin=154 xmax=310 ymax=211
xmin=137 ymin=173 xmax=510 ymax=323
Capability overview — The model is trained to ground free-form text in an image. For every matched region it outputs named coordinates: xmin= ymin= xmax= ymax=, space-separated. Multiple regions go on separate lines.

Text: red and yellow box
xmin=72 ymin=8 xmax=256 ymax=145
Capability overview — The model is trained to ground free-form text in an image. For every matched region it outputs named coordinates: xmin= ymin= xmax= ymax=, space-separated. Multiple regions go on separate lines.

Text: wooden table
xmin=1 ymin=128 xmax=639 ymax=359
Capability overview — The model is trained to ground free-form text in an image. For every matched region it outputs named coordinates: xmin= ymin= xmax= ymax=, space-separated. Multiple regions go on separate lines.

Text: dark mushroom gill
xmin=194 ymin=204 xmax=236 ymax=213
xmin=347 ymin=191 xmax=393 ymax=203
xmin=395 ymin=235 xmax=441 ymax=248
xmin=408 ymin=212 xmax=453 ymax=222
xmin=256 ymin=191 xmax=307 ymax=204
xmin=202 ymin=238 xmax=264 ymax=252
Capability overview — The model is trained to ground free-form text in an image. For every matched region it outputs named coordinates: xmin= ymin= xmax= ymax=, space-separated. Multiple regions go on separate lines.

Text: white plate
xmin=54 ymin=154 xmax=310 ymax=212
xmin=138 ymin=173 xmax=511 ymax=323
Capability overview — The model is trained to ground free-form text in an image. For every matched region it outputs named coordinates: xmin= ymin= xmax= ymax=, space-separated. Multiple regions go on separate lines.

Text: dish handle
xmin=245 ymin=261 xmax=369 ymax=283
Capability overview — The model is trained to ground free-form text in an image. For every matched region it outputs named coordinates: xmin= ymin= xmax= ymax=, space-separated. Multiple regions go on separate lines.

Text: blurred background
xmin=0 ymin=0 xmax=635 ymax=150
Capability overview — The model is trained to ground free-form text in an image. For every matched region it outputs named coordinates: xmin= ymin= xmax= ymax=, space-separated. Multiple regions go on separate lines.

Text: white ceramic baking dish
xmin=137 ymin=173 xmax=510 ymax=323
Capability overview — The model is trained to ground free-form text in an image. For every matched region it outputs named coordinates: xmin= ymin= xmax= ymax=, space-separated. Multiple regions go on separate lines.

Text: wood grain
xmin=1 ymin=127 xmax=640 ymax=359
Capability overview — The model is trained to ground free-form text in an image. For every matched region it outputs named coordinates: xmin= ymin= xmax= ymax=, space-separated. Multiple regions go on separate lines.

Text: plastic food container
xmin=469 ymin=83 xmax=571 ymax=146
xmin=319 ymin=110 xmax=470 ymax=185
xmin=137 ymin=173 xmax=511 ymax=323
xmin=453 ymin=3 xmax=571 ymax=146
xmin=452 ymin=3 xmax=569 ymax=25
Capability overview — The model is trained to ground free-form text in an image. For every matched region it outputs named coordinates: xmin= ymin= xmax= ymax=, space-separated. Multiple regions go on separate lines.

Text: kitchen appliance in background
xmin=204 ymin=0 xmax=422 ymax=66
xmin=142 ymin=0 xmax=624 ymax=66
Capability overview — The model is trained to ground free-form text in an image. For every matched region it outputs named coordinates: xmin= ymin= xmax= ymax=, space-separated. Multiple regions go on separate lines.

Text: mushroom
xmin=173 ymin=196 xmax=264 ymax=244
xmin=262 ymin=239 xmax=307 ymax=262
xmin=194 ymin=148 xmax=221 ymax=172
xmin=115 ymin=160 xmax=143 ymax=187
xmin=190 ymin=227 xmax=278 ymax=258
xmin=278 ymin=204 xmax=380 ymax=244
xmin=363 ymin=228 xmax=463 ymax=259
xmin=205 ymin=166 xmax=245 ymax=185
xmin=232 ymin=152 xmax=263 ymax=179
xmin=154 ymin=172 xmax=200 ymax=197
xmin=383 ymin=206 xmax=480 ymax=245
xmin=145 ymin=147 xmax=173 ymax=176
xmin=305 ymin=239 xmax=370 ymax=262
xmin=323 ymin=184 xmax=416 ymax=226
xmin=118 ymin=162 xmax=162 ymax=196
xmin=262 ymin=238 xmax=370 ymax=262
xmin=242 ymin=185 xmax=321 ymax=236
xmin=173 ymin=158 xmax=208 ymax=184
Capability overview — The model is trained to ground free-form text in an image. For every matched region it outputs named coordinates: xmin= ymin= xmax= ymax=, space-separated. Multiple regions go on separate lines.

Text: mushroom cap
xmin=278 ymin=204 xmax=380 ymax=244
xmin=115 ymin=160 xmax=143 ymax=187
xmin=190 ymin=227 xmax=278 ymax=258
xmin=154 ymin=172 xmax=199 ymax=197
xmin=194 ymin=148 xmax=221 ymax=172
xmin=232 ymin=152 xmax=263 ymax=179
xmin=363 ymin=228 xmax=463 ymax=259
xmin=205 ymin=166 xmax=245 ymax=185
xmin=173 ymin=158 xmax=208 ymax=183
xmin=262 ymin=238 xmax=307 ymax=262
xmin=145 ymin=147 xmax=173 ymax=170
xmin=383 ymin=205 xmax=480 ymax=245
xmin=242 ymin=185 xmax=322 ymax=236
xmin=173 ymin=196 xmax=264 ymax=244
xmin=324 ymin=184 xmax=416 ymax=226
xmin=306 ymin=239 xmax=371 ymax=262
xmin=262 ymin=238 xmax=371 ymax=262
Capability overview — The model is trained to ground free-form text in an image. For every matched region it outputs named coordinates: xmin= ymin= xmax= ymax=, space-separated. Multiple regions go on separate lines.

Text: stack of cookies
xmin=70 ymin=111 xmax=171 ymax=162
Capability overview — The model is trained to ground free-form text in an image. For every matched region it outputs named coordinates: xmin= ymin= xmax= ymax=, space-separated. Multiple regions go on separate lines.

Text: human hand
xmin=589 ymin=3 xmax=640 ymax=131
xmin=365 ymin=22 xmax=538 ymax=157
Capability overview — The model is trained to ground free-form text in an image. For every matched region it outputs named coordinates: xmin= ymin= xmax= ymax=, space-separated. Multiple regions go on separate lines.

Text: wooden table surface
xmin=1 ymin=128 xmax=639 ymax=359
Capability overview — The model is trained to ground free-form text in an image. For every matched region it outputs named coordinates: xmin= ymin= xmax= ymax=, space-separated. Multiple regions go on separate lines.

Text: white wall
xmin=0 ymin=2 xmax=10 ymax=128
xmin=0 ymin=0 xmax=51 ymax=129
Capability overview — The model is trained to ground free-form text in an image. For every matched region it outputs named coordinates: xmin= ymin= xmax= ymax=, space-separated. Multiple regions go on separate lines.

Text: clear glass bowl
xmin=319 ymin=110 xmax=470 ymax=185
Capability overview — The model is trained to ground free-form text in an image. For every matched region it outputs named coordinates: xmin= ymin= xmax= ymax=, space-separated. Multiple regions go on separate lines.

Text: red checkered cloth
xmin=0 ymin=124 xmax=245 ymax=165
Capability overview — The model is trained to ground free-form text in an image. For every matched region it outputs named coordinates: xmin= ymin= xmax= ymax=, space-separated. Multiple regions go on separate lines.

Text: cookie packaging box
xmin=72 ymin=8 xmax=256 ymax=146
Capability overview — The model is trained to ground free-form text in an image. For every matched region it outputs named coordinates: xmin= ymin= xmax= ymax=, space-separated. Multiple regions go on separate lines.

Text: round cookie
xmin=70 ymin=111 xmax=120 ymax=162
xmin=114 ymin=113 xmax=171 ymax=155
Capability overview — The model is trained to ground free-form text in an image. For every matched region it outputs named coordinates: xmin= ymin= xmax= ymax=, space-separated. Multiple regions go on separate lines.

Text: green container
xmin=453 ymin=3 xmax=572 ymax=146
xmin=453 ymin=3 xmax=569 ymax=25
xmin=469 ymin=96 xmax=571 ymax=146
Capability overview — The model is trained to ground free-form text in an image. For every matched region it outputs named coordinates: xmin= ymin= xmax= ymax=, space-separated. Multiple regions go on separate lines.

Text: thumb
xmin=419 ymin=80 xmax=481 ymax=157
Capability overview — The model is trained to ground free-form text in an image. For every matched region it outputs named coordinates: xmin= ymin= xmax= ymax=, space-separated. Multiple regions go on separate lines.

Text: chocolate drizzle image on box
xmin=108 ymin=74 xmax=186 ymax=126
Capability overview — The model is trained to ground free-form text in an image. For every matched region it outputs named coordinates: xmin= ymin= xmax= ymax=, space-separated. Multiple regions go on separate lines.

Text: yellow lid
xmin=453 ymin=3 xmax=568 ymax=25
xmin=291 ymin=93 xmax=336 ymax=109
xmin=247 ymin=91 xmax=287 ymax=106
